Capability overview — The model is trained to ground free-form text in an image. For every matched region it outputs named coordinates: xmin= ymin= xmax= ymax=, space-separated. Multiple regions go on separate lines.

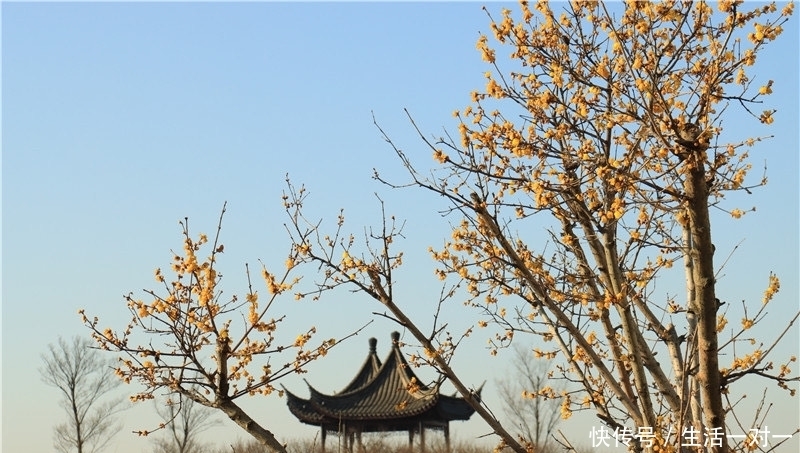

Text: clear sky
xmin=2 ymin=2 xmax=798 ymax=453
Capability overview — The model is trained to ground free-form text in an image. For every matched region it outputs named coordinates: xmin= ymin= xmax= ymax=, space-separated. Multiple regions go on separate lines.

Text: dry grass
xmin=211 ymin=434 xmax=497 ymax=453
xmin=208 ymin=431 xmax=594 ymax=453
xmin=288 ymin=435 xmax=492 ymax=453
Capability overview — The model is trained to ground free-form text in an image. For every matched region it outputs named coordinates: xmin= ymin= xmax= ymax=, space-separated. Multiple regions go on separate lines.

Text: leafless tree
xmin=496 ymin=344 xmax=561 ymax=452
xmin=152 ymin=389 xmax=222 ymax=453
xmin=40 ymin=335 xmax=126 ymax=453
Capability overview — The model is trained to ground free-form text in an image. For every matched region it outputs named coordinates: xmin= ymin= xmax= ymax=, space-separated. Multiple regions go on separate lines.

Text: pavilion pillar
xmin=356 ymin=428 xmax=363 ymax=453
xmin=409 ymin=428 xmax=415 ymax=450
xmin=340 ymin=421 xmax=348 ymax=453
xmin=444 ymin=423 xmax=451 ymax=453
xmin=419 ymin=421 xmax=426 ymax=453
xmin=321 ymin=427 xmax=327 ymax=453
xmin=348 ymin=430 xmax=355 ymax=453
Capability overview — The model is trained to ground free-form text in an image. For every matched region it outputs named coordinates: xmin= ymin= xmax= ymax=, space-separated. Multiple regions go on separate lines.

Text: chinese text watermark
xmin=588 ymin=425 xmax=794 ymax=449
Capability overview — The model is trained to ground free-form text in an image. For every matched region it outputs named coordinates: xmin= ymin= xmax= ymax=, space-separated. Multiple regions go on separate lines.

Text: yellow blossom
xmin=294 ymin=334 xmax=309 ymax=348
xmin=716 ymin=315 xmax=728 ymax=332
xmin=433 ymin=149 xmax=449 ymax=164
xmin=486 ymin=78 xmax=504 ymax=98
xmin=762 ymin=273 xmax=780 ymax=304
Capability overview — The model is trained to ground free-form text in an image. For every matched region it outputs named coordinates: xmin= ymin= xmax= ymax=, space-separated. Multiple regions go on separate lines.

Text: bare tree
xmin=40 ymin=335 xmax=126 ymax=453
xmin=497 ymin=344 xmax=560 ymax=452
xmin=152 ymin=389 xmax=221 ymax=453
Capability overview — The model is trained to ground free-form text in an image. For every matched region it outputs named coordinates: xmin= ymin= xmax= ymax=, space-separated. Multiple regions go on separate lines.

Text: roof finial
xmin=368 ymin=337 xmax=377 ymax=352
xmin=391 ymin=331 xmax=400 ymax=344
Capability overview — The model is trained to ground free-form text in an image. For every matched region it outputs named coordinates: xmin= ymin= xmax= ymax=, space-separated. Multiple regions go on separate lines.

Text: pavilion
xmin=284 ymin=331 xmax=480 ymax=452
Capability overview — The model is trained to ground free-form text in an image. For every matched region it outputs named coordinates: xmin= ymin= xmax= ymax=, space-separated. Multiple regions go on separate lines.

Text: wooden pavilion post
xmin=340 ymin=421 xmax=348 ymax=453
xmin=419 ymin=421 xmax=426 ymax=453
xmin=409 ymin=428 xmax=415 ymax=450
xmin=444 ymin=423 xmax=451 ymax=453
xmin=320 ymin=426 xmax=327 ymax=453
xmin=348 ymin=430 xmax=355 ymax=453
xmin=356 ymin=428 xmax=364 ymax=453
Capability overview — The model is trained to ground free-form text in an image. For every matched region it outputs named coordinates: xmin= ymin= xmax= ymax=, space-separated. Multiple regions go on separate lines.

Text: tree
xmin=81 ymin=204 xmax=364 ymax=453
xmin=151 ymin=389 xmax=221 ymax=453
xmin=40 ymin=335 xmax=126 ymax=453
xmin=284 ymin=183 xmax=525 ymax=450
xmin=496 ymin=344 xmax=560 ymax=453
xmin=284 ymin=2 xmax=798 ymax=453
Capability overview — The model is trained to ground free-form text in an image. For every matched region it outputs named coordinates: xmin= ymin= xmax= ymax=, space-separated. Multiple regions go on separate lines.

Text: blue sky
xmin=2 ymin=2 xmax=798 ymax=452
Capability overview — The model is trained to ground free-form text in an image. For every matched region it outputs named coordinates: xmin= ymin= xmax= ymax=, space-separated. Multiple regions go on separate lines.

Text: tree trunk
xmin=70 ymin=386 xmax=84 ymax=453
xmin=217 ymin=399 xmax=288 ymax=453
xmin=684 ymin=147 xmax=726 ymax=453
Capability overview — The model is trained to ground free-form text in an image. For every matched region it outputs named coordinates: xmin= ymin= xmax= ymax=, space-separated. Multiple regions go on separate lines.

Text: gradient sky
xmin=3 ymin=2 xmax=798 ymax=453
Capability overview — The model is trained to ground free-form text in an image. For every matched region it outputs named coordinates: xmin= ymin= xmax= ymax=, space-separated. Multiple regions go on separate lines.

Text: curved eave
xmin=435 ymin=394 xmax=476 ymax=421
xmin=304 ymin=342 xmax=440 ymax=420
xmin=283 ymin=386 xmax=326 ymax=426
xmin=309 ymin=389 xmax=439 ymax=421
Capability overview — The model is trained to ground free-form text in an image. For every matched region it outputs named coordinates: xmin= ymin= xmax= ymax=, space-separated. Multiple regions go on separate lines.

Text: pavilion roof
xmin=336 ymin=337 xmax=382 ymax=395
xmin=284 ymin=332 xmax=477 ymax=429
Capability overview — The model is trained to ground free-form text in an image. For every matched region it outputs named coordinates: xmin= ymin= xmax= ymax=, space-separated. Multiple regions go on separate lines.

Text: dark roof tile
xmin=285 ymin=332 xmax=476 ymax=426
